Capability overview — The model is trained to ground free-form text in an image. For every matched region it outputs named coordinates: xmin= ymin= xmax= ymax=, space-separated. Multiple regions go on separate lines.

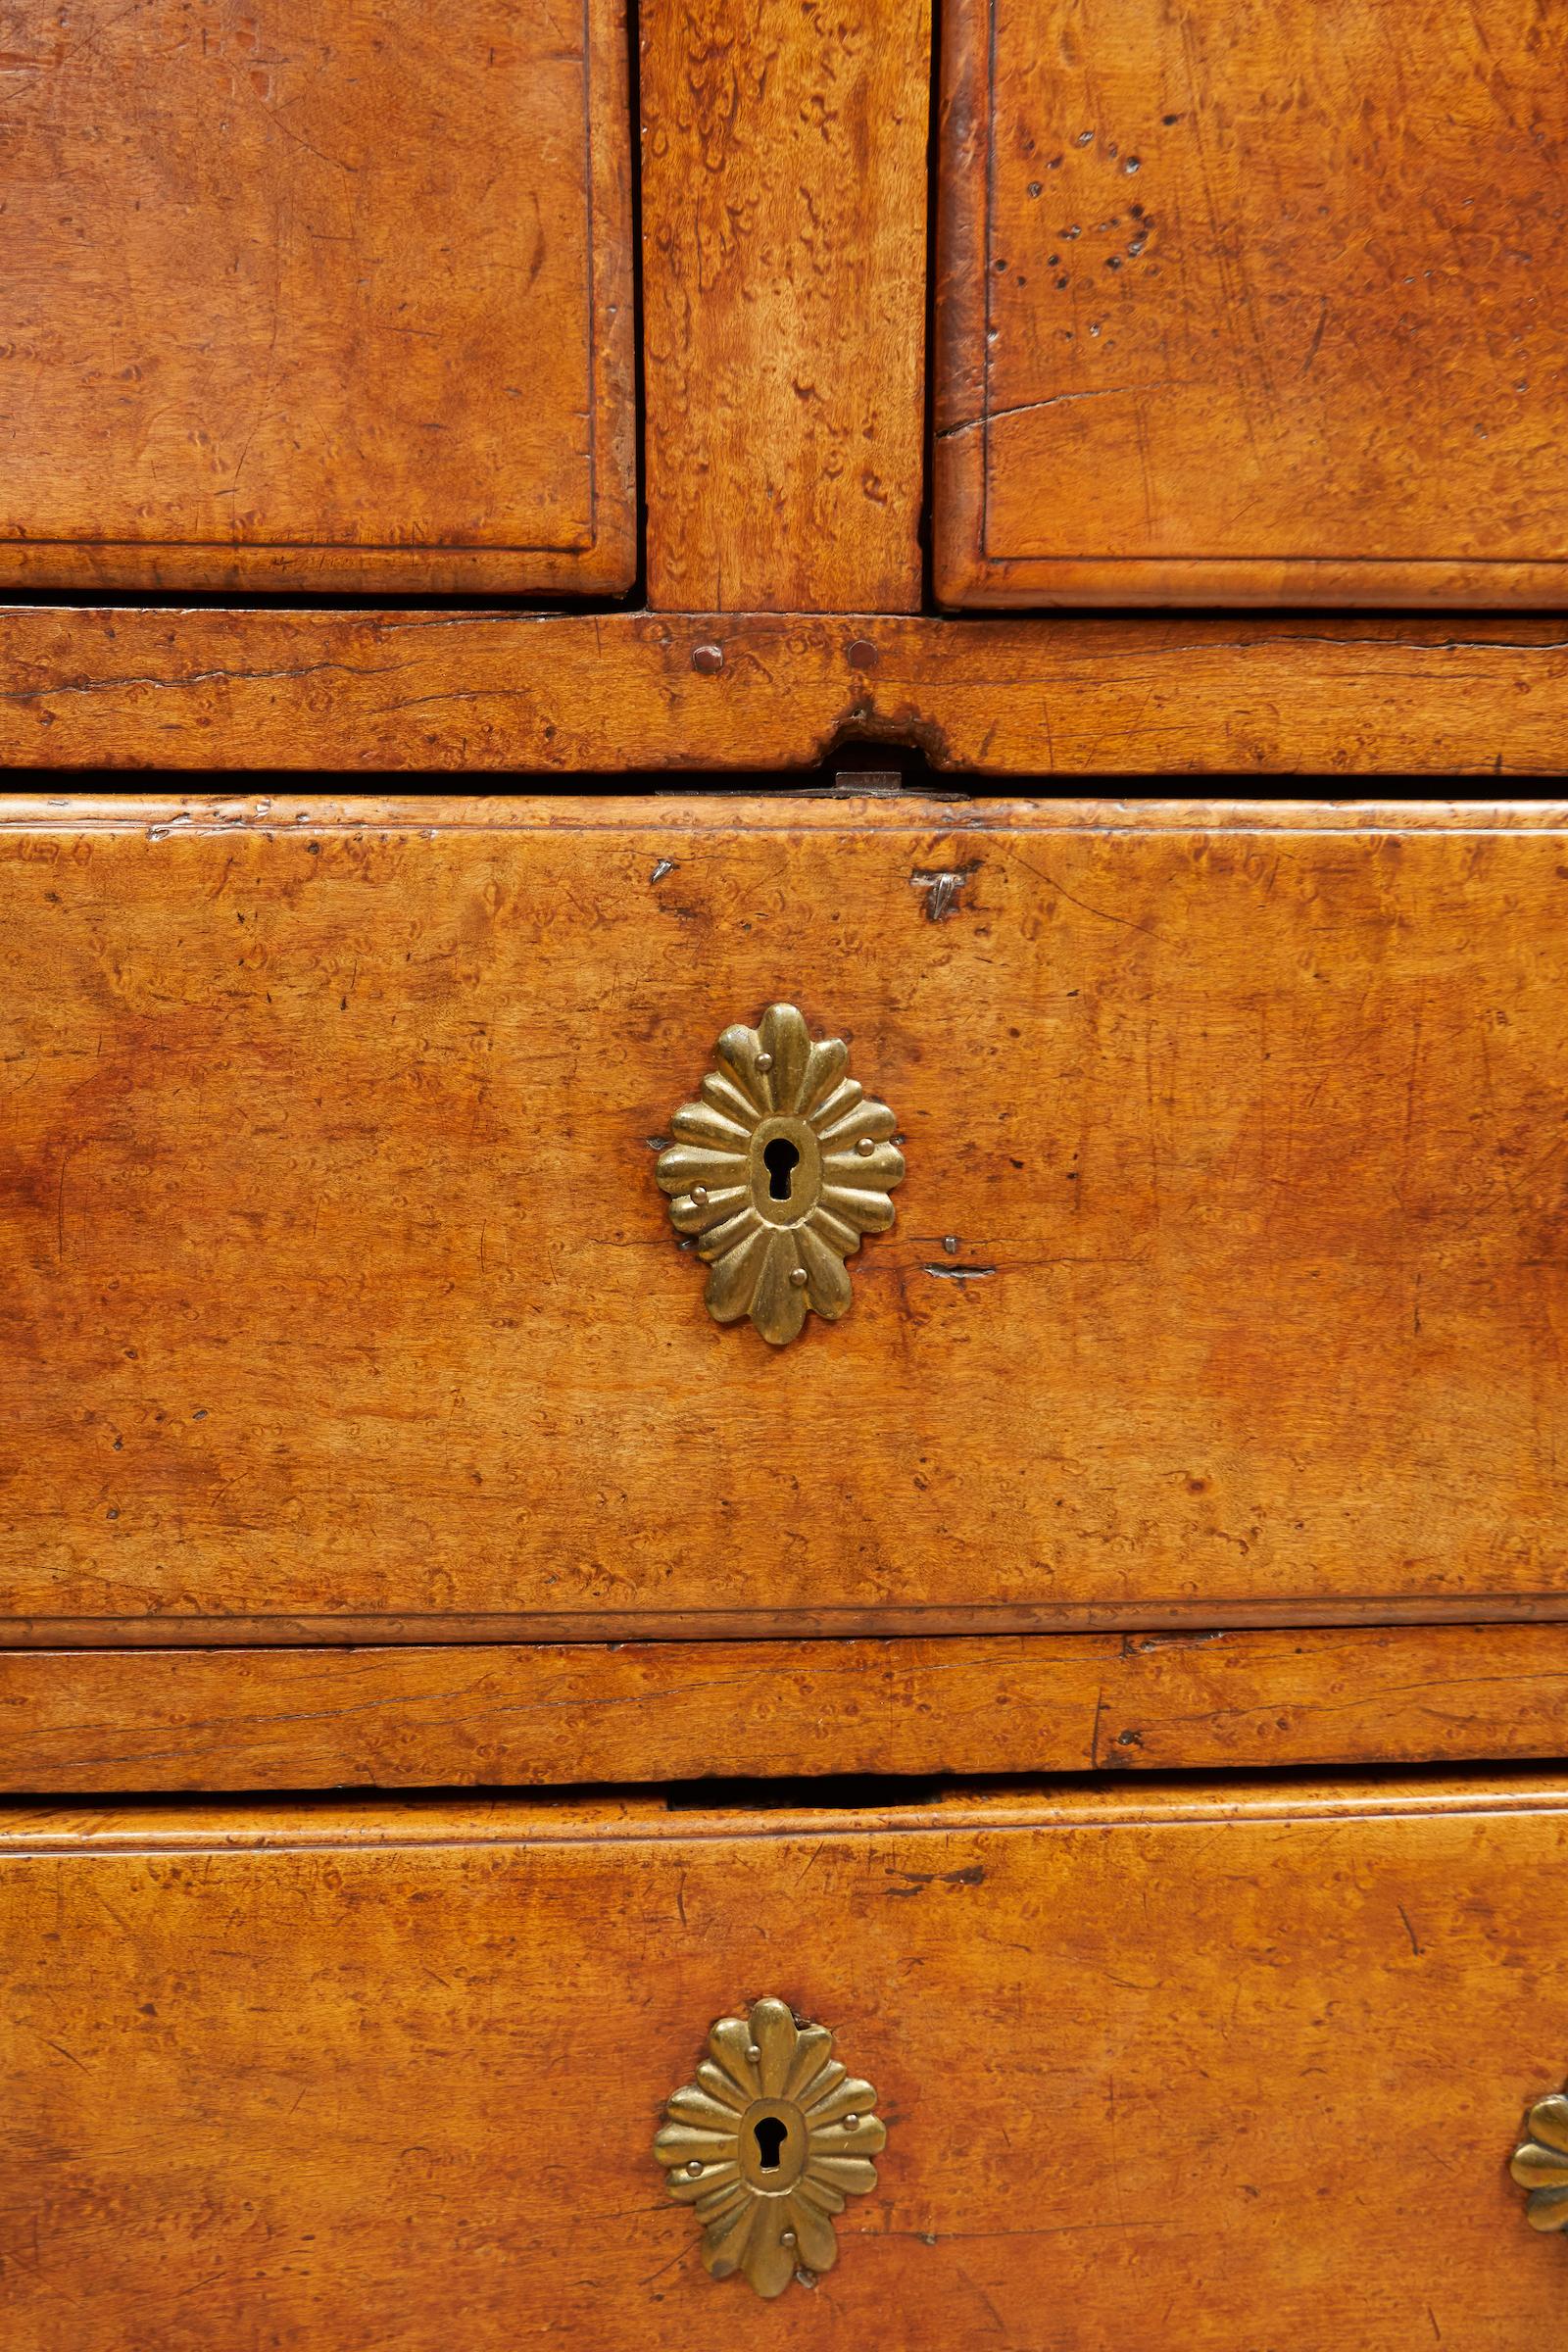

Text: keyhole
xmin=753 ymin=2115 xmax=788 ymax=2174
xmin=763 ymin=1137 xmax=800 ymax=1203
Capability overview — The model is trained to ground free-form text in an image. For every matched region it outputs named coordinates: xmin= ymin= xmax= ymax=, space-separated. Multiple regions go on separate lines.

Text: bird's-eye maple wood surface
xmin=935 ymin=0 xmax=1568 ymax=606
xmin=4 ymin=608 xmax=1568 ymax=772
xmin=3 ymin=797 xmax=1567 ymax=1643
xmin=0 ymin=0 xmax=635 ymax=592
xmin=640 ymin=0 xmax=929 ymax=612
xmin=6 ymin=1625 xmax=1568 ymax=1790
xmin=4 ymin=1780 xmax=1566 ymax=2346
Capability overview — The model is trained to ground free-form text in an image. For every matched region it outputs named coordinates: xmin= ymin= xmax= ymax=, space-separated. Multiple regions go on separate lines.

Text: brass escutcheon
xmin=653 ymin=1996 xmax=888 ymax=2297
xmin=655 ymin=1003 xmax=905 ymax=1346
xmin=1512 ymin=2085 xmax=1568 ymax=2230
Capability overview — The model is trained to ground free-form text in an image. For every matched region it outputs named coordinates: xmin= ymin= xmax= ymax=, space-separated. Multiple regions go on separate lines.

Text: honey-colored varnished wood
xmin=6 ymin=1625 xmax=1568 ymax=1790
xmin=0 ymin=0 xmax=635 ymax=593
xmin=5 ymin=796 xmax=1568 ymax=837
xmin=641 ymin=0 xmax=929 ymax=612
xmin=3 ymin=798 xmax=1568 ymax=1642
xmin=4 ymin=1781 xmax=1567 ymax=2344
xmin=935 ymin=0 xmax=1568 ymax=606
xmin=5 ymin=609 xmax=1568 ymax=772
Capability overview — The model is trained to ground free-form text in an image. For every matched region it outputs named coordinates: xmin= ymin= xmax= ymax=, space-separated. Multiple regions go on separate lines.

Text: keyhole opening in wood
xmin=753 ymin=2114 xmax=788 ymax=2172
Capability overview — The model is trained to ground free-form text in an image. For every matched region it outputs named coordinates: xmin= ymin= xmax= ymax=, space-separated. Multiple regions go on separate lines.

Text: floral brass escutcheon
xmin=656 ymin=1003 xmax=905 ymax=1346
xmin=653 ymin=1996 xmax=888 ymax=2297
xmin=1511 ymin=2088 xmax=1568 ymax=2230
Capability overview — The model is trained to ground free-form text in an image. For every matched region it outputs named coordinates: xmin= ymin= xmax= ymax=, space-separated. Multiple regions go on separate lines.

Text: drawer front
xmin=3 ymin=797 xmax=1567 ymax=1642
xmin=935 ymin=0 xmax=1568 ymax=608
xmin=0 ymin=0 xmax=634 ymax=594
xmin=4 ymin=1781 xmax=1566 ymax=2345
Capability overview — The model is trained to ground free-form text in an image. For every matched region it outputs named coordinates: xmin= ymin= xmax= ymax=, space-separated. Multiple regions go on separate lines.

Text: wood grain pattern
xmin=5 ymin=1626 xmax=1568 ymax=1790
xmin=935 ymin=0 xmax=1568 ymax=607
xmin=6 ymin=796 xmax=1568 ymax=836
xmin=641 ymin=0 xmax=928 ymax=612
xmin=5 ymin=1781 xmax=1568 ymax=2345
xmin=5 ymin=608 xmax=1568 ymax=772
xmin=0 ymin=0 xmax=635 ymax=593
xmin=4 ymin=798 xmax=1568 ymax=1642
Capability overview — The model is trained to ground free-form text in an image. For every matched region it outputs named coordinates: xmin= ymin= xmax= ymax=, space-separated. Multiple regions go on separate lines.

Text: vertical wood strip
xmin=640 ymin=0 xmax=931 ymax=612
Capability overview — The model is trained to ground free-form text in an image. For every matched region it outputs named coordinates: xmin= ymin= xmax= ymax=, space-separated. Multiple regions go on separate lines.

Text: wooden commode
xmin=1 ymin=0 xmax=1566 ymax=2343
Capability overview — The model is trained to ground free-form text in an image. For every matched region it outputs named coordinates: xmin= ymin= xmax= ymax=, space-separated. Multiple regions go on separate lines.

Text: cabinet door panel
xmin=0 ymin=0 xmax=635 ymax=592
xmin=935 ymin=0 xmax=1568 ymax=607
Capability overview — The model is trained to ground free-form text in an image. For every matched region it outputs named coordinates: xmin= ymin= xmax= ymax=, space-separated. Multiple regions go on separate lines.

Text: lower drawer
xmin=4 ymin=1780 xmax=1565 ymax=2346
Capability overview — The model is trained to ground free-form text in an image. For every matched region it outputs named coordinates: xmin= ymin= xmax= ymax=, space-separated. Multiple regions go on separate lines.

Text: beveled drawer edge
xmin=8 ymin=1592 xmax=1568 ymax=1649
xmin=4 ymin=791 xmax=1568 ymax=833
xmin=6 ymin=1770 xmax=1568 ymax=1857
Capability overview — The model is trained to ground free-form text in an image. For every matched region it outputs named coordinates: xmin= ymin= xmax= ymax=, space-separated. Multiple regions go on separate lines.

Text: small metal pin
xmin=789 ymin=1266 xmax=808 ymax=1288
xmin=746 ymin=2044 xmax=762 ymax=2063
xmin=844 ymin=2114 xmax=859 ymax=2131
xmin=687 ymin=2160 xmax=704 ymax=2177
xmin=856 ymin=1136 xmax=876 ymax=1156
xmin=781 ymin=2230 xmax=797 ymax=2248
xmin=756 ymin=1053 xmax=773 ymax=1074
xmin=691 ymin=1185 xmax=709 ymax=1204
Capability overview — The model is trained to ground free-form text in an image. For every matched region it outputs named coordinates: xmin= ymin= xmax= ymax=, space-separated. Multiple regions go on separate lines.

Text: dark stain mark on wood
xmin=884 ymin=1862 xmax=988 ymax=1897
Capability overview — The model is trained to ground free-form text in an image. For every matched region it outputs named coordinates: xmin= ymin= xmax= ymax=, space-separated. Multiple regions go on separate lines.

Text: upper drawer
xmin=2 ymin=796 xmax=1566 ymax=1643
xmin=0 ymin=0 xmax=635 ymax=594
xmin=934 ymin=0 xmax=1568 ymax=608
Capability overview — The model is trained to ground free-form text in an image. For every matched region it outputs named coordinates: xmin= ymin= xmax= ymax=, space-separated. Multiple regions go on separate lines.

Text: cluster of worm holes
xmin=989 ymin=114 xmax=1188 ymax=345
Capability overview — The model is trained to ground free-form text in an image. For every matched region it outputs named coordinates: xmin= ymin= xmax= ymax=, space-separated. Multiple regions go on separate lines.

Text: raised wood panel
xmin=4 ymin=610 xmax=1568 ymax=772
xmin=3 ymin=800 xmax=1568 ymax=1641
xmin=0 ymin=0 xmax=635 ymax=593
xmin=4 ymin=1782 xmax=1567 ymax=2345
xmin=935 ymin=0 xmax=1568 ymax=606
xmin=5 ymin=1626 xmax=1568 ymax=1790
xmin=640 ymin=0 xmax=929 ymax=612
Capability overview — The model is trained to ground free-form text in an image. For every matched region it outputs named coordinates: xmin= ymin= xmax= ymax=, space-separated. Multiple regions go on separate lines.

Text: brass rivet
xmin=746 ymin=2044 xmax=762 ymax=2063
xmin=756 ymin=1054 xmax=773 ymax=1074
xmin=687 ymin=2160 xmax=704 ymax=2177
xmin=781 ymin=2230 xmax=797 ymax=2248
xmin=691 ymin=1185 xmax=709 ymax=1203
xmin=691 ymin=642 xmax=724 ymax=675
xmin=789 ymin=1266 xmax=808 ymax=1288
xmin=856 ymin=1136 xmax=875 ymax=1156
xmin=844 ymin=2114 xmax=859 ymax=2130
